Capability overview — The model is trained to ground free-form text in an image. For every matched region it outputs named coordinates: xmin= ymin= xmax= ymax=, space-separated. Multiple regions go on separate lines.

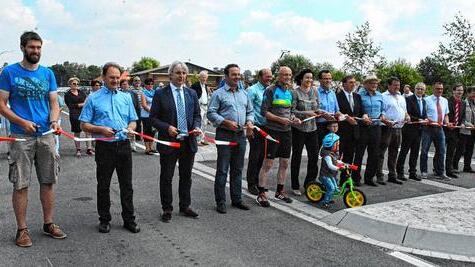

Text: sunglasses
xmin=71 ymin=83 xmax=78 ymax=86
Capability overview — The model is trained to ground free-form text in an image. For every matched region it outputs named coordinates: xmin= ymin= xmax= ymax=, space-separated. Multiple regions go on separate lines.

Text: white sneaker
xmin=421 ymin=172 xmax=428 ymax=179
xmin=292 ymin=189 xmax=302 ymax=196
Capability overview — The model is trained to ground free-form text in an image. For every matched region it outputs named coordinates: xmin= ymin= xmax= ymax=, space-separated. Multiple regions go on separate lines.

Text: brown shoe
xmin=16 ymin=228 xmax=32 ymax=247
xmin=43 ymin=223 xmax=67 ymax=239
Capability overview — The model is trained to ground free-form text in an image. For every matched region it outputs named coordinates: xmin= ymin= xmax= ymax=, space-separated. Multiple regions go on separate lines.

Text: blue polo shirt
xmin=79 ymin=86 xmax=138 ymax=141
xmin=317 ymin=86 xmax=339 ymax=123
xmin=0 ymin=63 xmax=57 ymax=135
xmin=358 ymin=87 xmax=385 ymax=123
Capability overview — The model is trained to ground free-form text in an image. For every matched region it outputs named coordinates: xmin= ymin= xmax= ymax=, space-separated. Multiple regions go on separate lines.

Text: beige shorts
xmin=8 ymin=134 xmax=59 ymax=190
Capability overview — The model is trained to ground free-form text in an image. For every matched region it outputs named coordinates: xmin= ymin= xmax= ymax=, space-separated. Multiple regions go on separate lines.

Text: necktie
xmin=436 ymin=97 xmax=443 ymax=124
xmin=348 ymin=93 xmax=354 ymax=112
xmin=454 ymin=101 xmax=460 ymax=125
xmin=418 ymin=99 xmax=423 ymax=116
xmin=175 ymin=88 xmax=188 ymax=133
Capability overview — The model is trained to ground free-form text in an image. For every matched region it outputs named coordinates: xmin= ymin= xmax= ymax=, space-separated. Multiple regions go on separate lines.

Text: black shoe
xmin=232 ymin=202 xmax=250 ymax=210
xmin=365 ymin=181 xmax=378 ymax=187
xmin=397 ymin=175 xmax=408 ymax=181
xmin=354 ymin=181 xmax=362 ymax=187
xmin=452 ymin=169 xmax=460 ymax=174
xmin=179 ymin=208 xmax=199 ymax=218
xmin=123 ymin=222 xmax=140 ymax=233
xmin=161 ymin=212 xmax=172 ymax=223
xmin=447 ymin=173 xmax=458 ymax=179
xmin=247 ymin=185 xmax=259 ymax=196
xmin=98 ymin=222 xmax=110 ymax=233
xmin=463 ymin=168 xmax=475 ymax=173
xmin=388 ymin=179 xmax=403 ymax=185
xmin=409 ymin=174 xmax=421 ymax=181
xmin=216 ymin=203 xmax=227 ymax=214
xmin=376 ymin=181 xmax=387 ymax=185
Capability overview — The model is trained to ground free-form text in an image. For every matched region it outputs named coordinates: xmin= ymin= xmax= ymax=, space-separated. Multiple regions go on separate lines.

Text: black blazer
xmin=404 ymin=95 xmax=427 ymax=132
xmin=336 ymin=90 xmax=363 ymax=139
xmin=149 ymin=85 xmax=201 ymax=155
xmin=447 ymin=96 xmax=466 ymax=126
xmin=190 ymin=82 xmax=208 ymax=99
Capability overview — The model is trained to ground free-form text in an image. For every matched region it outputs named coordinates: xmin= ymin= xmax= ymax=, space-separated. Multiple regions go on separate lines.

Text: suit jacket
xmin=336 ymin=90 xmax=363 ymax=140
xmin=191 ymin=82 xmax=208 ymax=100
xmin=404 ymin=94 xmax=427 ymax=133
xmin=149 ymin=85 xmax=201 ymax=155
xmin=447 ymin=96 xmax=466 ymax=126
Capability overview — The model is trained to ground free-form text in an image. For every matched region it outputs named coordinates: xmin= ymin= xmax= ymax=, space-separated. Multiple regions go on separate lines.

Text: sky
xmin=1 ymin=0 xmax=475 ymax=72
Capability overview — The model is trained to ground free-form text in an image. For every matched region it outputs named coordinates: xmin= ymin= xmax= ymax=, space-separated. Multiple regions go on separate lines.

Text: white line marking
xmin=46 ymin=256 xmax=54 ymax=267
xmin=388 ymin=251 xmax=437 ymax=267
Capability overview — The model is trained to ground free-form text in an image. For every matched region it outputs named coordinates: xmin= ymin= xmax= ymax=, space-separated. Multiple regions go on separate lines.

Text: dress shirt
xmin=424 ymin=95 xmax=449 ymax=123
xmin=79 ymin=86 xmax=138 ymax=141
xmin=344 ymin=90 xmax=354 ymax=111
xmin=382 ymin=91 xmax=407 ymax=128
xmin=317 ymin=86 xmax=339 ymax=122
xmin=199 ymin=82 xmax=208 ymax=105
xmin=416 ymin=96 xmax=424 ymax=116
xmin=358 ymin=88 xmax=385 ymax=122
xmin=207 ymin=83 xmax=254 ymax=129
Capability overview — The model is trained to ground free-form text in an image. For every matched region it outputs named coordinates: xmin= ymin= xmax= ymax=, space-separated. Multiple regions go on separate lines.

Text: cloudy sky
xmin=1 ymin=0 xmax=474 ymax=71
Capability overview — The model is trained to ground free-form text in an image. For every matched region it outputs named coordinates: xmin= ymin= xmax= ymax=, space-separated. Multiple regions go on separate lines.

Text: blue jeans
xmin=214 ymin=129 xmax=247 ymax=205
xmin=420 ymin=126 xmax=446 ymax=175
xmin=320 ymin=176 xmax=338 ymax=204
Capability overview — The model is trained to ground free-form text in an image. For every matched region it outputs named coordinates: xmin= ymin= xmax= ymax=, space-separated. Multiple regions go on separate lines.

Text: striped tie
xmin=454 ymin=100 xmax=460 ymax=125
xmin=175 ymin=88 xmax=188 ymax=133
xmin=436 ymin=97 xmax=442 ymax=124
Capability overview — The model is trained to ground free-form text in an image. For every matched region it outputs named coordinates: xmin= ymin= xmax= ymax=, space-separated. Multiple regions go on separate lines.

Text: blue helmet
xmin=322 ymin=133 xmax=340 ymax=148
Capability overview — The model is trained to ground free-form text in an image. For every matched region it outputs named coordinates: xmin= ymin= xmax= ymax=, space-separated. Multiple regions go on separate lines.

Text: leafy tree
xmin=416 ymin=56 xmax=455 ymax=86
xmin=131 ymin=57 xmax=160 ymax=73
xmin=50 ymin=61 xmax=102 ymax=87
xmin=336 ymin=21 xmax=385 ymax=76
xmin=270 ymin=54 xmax=313 ymax=76
xmin=434 ymin=12 xmax=475 ymax=81
xmin=376 ymin=59 xmax=423 ymax=90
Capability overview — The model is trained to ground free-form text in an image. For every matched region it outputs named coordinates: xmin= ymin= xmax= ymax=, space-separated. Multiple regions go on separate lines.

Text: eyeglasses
xmin=71 ymin=83 xmax=78 ymax=86
xmin=93 ymin=84 xmax=101 ymax=87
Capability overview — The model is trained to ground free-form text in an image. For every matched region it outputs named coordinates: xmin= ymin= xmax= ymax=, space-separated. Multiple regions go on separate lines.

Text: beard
xmin=24 ymin=51 xmax=41 ymax=64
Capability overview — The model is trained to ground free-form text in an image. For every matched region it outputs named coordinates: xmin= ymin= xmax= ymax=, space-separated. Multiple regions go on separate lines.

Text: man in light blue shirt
xmin=80 ymin=62 xmax=140 ymax=234
xmin=420 ymin=81 xmax=451 ymax=180
xmin=207 ymin=63 xmax=254 ymax=214
xmin=245 ymin=68 xmax=272 ymax=195
xmin=316 ymin=70 xmax=341 ymax=149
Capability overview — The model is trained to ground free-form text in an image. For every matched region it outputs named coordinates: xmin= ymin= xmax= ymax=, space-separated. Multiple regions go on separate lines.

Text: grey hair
xmin=199 ymin=70 xmax=208 ymax=78
xmin=414 ymin=82 xmax=426 ymax=89
xmin=168 ymin=61 xmax=189 ymax=75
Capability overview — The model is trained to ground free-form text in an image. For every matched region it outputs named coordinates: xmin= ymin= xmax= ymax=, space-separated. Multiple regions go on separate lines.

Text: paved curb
xmin=322 ymin=189 xmax=475 ymax=257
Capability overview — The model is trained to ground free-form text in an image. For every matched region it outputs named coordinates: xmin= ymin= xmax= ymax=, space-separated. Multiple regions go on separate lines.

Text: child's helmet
xmin=322 ymin=133 xmax=340 ymax=148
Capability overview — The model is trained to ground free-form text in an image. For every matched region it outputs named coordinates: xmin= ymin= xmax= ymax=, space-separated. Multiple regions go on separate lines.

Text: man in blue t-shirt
xmin=0 ymin=32 xmax=66 ymax=247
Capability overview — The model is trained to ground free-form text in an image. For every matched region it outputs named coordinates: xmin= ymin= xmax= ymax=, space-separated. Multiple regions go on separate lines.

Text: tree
xmin=50 ymin=61 xmax=102 ymax=86
xmin=270 ymin=54 xmax=313 ymax=76
xmin=131 ymin=57 xmax=160 ymax=73
xmin=416 ymin=56 xmax=454 ymax=86
xmin=376 ymin=59 xmax=423 ymax=89
xmin=336 ymin=21 xmax=385 ymax=76
xmin=434 ymin=12 xmax=475 ymax=81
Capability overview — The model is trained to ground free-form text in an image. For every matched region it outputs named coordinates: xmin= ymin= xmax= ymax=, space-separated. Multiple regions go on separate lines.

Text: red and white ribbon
xmin=252 ymin=126 xmax=279 ymax=143
xmin=123 ymin=129 xmax=181 ymax=148
xmin=0 ymin=136 xmax=26 ymax=142
xmin=57 ymin=129 xmax=118 ymax=142
xmin=203 ymin=135 xmax=237 ymax=146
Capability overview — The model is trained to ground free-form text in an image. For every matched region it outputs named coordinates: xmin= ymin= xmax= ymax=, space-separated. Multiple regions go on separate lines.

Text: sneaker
xmin=321 ymin=203 xmax=330 ymax=209
xmin=15 ymin=228 xmax=32 ymax=247
xmin=420 ymin=172 xmax=428 ymax=179
xmin=86 ymin=149 xmax=95 ymax=156
xmin=275 ymin=191 xmax=293 ymax=203
xmin=292 ymin=189 xmax=302 ymax=196
xmin=256 ymin=192 xmax=270 ymax=207
xmin=131 ymin=144 xmax=138 ymax=152
xmin=75 ymin=149 xmax=81 ymax=157
xmin=434 ymin=174 xmax=451 ymax=180
xmin=43 ymin=223 xmax=67 ymax=239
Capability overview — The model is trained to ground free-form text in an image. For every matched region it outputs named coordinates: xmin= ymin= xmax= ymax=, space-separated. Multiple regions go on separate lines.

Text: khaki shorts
xmin=8 ymin=134 xmax=59 ymax=190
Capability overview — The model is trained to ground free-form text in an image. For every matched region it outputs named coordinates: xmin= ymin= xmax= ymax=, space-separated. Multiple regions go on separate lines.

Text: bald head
xmin=278 ymin=66 xmax=292 ymax=88
xmin=259 ymin=68 xmax=273 ymax=87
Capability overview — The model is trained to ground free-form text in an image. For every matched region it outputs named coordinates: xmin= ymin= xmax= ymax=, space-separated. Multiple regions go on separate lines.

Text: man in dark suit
xmin=336 ymin=75 xmax=363 ymax=186
xmin=445 ymin=84 xmax=466 ymax=178
xmin=149 ymin=61 xmax=201 ymax=223
xmin=396 ymin=82 xmax=427 ymax=181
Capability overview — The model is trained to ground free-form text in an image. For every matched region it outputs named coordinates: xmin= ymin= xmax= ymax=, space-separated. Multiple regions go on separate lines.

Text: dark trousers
xmin=445 ymin=129 xmax=462 ymax=174
xmin=354 ymin=125 xmax=381 ymax=183
xmin=377 ymin=127 xmax=402 ymax=180
xmin=159 ymin=144 xmax=195 ymax=212
xmin=339 ymin=130 xmax=359 ymax=184
xmin=215 ymin=129 xmax=247 ymax=205
xmin=396 ymin=127 xmax=422 ymax=176
xmin=454 ymin=132 xmax=475 ymax=170
xmin=246 ymin=125 xmax=265 ymax=188
xmin=290 ymin=128 xmax=318 ymax=190
xmin=135 ymin=118 xmax=142 ymax=141
xmin=95 ymin=140 xmax=135 ymax=224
